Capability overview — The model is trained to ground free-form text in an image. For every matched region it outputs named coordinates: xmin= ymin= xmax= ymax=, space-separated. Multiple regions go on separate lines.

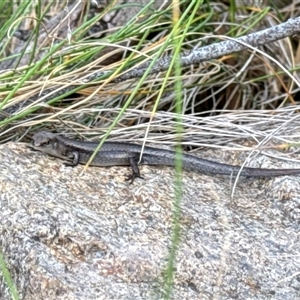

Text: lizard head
xmin=29 ymin=131 xmax=69 ymax=161
xmin=31 ymin=131 xmax=58 ymax=147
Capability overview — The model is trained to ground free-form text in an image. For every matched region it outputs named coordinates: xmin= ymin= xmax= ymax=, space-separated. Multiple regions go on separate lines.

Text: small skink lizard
xmin=29 ymin=131 xmax=300 ymax=181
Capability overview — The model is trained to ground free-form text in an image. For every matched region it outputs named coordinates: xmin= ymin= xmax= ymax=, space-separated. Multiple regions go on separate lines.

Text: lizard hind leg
xmin=125 ymin=156 xmax=144 ymax=184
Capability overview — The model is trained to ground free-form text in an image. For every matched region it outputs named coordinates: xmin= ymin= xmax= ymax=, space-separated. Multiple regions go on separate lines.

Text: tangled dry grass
xmin=0 ymin=1 xmax=299 ymax=149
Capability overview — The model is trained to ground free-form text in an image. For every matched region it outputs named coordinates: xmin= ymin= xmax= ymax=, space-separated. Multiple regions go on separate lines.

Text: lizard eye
xmin=42 ymin=139 xmax=50 ymax=145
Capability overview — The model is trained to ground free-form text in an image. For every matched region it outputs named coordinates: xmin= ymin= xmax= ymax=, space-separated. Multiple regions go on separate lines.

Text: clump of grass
xmin=1 ymin=1 xmax=299 ymax=140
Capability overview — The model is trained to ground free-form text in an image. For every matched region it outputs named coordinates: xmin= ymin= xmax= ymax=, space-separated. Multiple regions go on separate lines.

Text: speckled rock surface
xmin=1 ymin=142 xmax=300 ymax=299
